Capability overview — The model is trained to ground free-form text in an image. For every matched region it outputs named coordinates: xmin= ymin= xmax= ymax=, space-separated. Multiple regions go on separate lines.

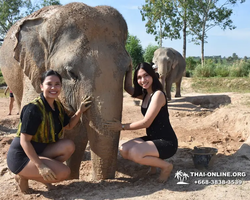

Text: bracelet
xmin=121 ymin=124 xmax=125 ymax=130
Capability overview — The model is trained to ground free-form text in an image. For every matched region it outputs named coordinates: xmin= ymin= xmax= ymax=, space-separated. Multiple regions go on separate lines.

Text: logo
xmin=174 ymin=170 xmax=189 ymax=184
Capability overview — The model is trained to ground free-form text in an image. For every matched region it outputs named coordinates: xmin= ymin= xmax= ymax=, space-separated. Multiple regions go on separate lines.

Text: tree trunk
xmin=182 ymin=16 xmax=187 ymax=60
xmin=159 ymin=20 xmax=162 ymax=47
xmin=201 ymin=38 xmax=204 ymax=65
xmin=201 ymin=22 xmax=206 ymax=65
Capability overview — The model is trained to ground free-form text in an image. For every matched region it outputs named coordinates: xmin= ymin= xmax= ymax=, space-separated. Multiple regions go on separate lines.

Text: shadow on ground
xmin=168 ymin=94 xmax=231 ymax=112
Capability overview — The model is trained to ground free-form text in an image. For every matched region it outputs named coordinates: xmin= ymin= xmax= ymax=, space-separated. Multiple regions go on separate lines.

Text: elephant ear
xmin=13 ymin=18 xmax=47 ymax=92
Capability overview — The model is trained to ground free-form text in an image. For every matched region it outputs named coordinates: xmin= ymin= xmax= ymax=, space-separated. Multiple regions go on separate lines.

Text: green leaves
xmin=125 ymin=34 xmax=144 ymax=69
xmin=0 ymin=0 xmax=61 ymax=42
xmin=140 ymin=0 xmax=181 ymax=46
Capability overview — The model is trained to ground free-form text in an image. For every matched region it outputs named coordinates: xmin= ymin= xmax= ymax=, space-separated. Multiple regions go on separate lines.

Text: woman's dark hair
xmin=40 ymin=70 xmax=62 ymax=84
xmin=132 ymin=62 xmax=163 ymax=97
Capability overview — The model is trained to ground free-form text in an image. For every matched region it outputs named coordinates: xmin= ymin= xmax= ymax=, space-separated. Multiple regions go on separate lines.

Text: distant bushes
xmin=0 ymin=69 xmax=5 ymax=86
xmin=186 ymin=57 xmax=250 ymax=78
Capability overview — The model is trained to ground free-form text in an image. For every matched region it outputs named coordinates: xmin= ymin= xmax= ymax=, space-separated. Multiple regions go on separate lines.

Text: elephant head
xmin=0 ymin=3 xmax=131 ymax=180
xmin=152 ymin=47 xmax=186 ymax=101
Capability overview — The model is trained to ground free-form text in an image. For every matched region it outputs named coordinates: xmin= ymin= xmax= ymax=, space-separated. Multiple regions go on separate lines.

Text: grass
xmin=0 ymin=88 xmax=7 ymax=98
xmin=0 ymin=76 xmax=6 ymax=87
xmin=191 ymin=77 xmax=250 ymax=93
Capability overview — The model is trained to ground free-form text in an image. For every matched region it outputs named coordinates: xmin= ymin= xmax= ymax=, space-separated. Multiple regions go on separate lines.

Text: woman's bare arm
xmin=124 ymin=65 xmax=143 ymax=100
xmin=124 ymin=91 xmax=165 ymax=130
xmin=106 ymin=91 xmax=165 ymax=131
xmin=124 ymin=64 xmax=134 ymax=96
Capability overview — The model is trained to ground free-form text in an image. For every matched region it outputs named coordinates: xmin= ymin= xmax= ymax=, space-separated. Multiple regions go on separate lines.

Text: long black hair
xmin=40 ymin=70 xmax=62 ymax=84
xmin=132 ymin=62 xmax=163 ymax=97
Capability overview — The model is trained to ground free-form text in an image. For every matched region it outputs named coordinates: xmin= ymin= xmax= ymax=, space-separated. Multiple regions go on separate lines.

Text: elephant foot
xmin=175 ymin=94 xmax=181 ymax=98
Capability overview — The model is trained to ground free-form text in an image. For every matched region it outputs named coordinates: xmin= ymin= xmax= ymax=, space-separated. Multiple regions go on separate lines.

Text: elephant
xmin=152 ymin=47 xmax=186 ymax=101
xmin=0 ymin=2 xmax=132 ymax=180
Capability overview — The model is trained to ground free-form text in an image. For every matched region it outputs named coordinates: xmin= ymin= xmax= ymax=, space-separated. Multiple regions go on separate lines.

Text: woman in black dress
xmin=106 ymin=62 xmax=178 ymax=183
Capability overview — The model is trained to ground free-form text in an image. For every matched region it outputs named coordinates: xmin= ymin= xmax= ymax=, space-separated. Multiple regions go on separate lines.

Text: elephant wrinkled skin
xmin=0 ymin=3 xmax=131 ymax=180
xmin=153 ymin=47 xmax=186 ymax=101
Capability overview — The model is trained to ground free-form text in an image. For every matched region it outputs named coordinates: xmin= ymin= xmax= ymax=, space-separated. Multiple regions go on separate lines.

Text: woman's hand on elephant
xmin=37 ymin=163 xmax=57 ymax=181
xmin=80 ymin=95 xmax=92 ymax=113
xmin=105 ymin=119 xmax=122 ymax=131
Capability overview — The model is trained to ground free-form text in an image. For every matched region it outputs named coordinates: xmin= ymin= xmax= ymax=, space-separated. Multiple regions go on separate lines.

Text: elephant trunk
xmin=88 ymin=131 xmax=120 ymax=179
xmin=87 ymin=91 xmax=123 ymax=180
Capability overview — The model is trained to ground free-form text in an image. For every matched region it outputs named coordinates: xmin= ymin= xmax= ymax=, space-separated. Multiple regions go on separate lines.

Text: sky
xmin=60 ymin=0 xmax=250 ymax=58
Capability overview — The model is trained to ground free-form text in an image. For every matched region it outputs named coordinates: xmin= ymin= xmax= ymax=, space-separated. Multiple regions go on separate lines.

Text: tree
xmin=25 ymin=0 xmax=61 ymax=15
xmin=0 ymin=0 xmax=61 ymax=42
xmin=0 ymin=0 xmax=27 ymax=40
xmin=143 ymin=44 xmax=159 ymax=63
xmin=186 ymin=0 xmax=246 ymax=65
xmin=140 ymin=0 xmax=181 ymax=47
xmin=232 ymin=53 xmax=239 ymax=60
xmin=125 ymin=34 xmax=144 ymax=69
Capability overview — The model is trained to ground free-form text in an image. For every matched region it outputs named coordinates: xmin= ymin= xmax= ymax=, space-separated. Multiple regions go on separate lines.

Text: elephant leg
xmin=21 ymin=76 xmax=40 ymax=108
xmin=64 ymin=123 xmax=88 ymax=179
xmin=166 ymin=80 xmax=172 ymax=101
xmin=175 ymin=77 xmax=182 ymax=98
xmin=14 ymin=95 xmax=22 ymax=114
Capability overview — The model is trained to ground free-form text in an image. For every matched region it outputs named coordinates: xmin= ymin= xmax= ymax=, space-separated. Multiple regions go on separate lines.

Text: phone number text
xmin=194 ymin=179 xmax=243 ymax=185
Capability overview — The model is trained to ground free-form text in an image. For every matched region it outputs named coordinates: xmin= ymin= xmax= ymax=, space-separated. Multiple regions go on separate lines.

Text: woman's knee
xmin=119 ymin=145 xmax=129 ymax=159
xmin=61 ymin=139 xmax=75 ymax=155
xmin=128 ymin=147 xmax=143 ymax=163
xmin=56 ymin=165 xmax=71 ymax=181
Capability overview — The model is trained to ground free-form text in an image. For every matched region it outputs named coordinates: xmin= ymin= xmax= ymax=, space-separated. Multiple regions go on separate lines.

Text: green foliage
xmin=229 ymin=61 xmax=250 ymax=77
xmin=214 ymin=64 xmax=230 ymax=77
xmin=0 ymin=69 xmax=5 ymax=86
xmin=0 ymin=76 xmax=5 ymax=86
xmin=0 ymin=0 xmax=27 ymax=38
xmin=26 ymin=0 xmax=61 ymax=15
xmin=186 ymin=0 xmax=246 ymax=64
xmin=193 ymin=64 xmax=216 ymax=77
xmin=140 ymin=0 xmax=181 ymax=46
xmin=192 ymin=60 xmax=250 ymax=78
xmin=143 ymin=44 xmax=159 ymax=63
xmin=0 ymin=0 xmax=61 ymax=40
xmin=125 ymin=34 xmax=144 ymax=69
xmin=185 ymin=57 xmax=197 ymax=71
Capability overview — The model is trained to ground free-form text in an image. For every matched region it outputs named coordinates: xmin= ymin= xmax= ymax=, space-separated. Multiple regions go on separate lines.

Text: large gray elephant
xmin=0 ymin=3 xmax=131 ymax=180
xmin=153 ymin=47 xmax=186 ymax=101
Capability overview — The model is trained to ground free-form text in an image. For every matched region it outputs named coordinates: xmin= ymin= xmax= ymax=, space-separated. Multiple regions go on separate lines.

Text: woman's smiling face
xmin=137 ymin=68 xmax=153 ymax=90
xmin=40 ymin=75 xmax=62 ymax=100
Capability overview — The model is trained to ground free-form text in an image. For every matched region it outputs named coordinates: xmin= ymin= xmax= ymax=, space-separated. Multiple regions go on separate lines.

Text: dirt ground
xmin=1 ymin=77 xmax=250 ymax=200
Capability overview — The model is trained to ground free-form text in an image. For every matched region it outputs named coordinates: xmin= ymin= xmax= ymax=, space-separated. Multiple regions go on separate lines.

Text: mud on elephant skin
xmin=153 ymin=47 xmax=186 ymax=101
xmin=0 ymin=3 xmax=132 ymax=180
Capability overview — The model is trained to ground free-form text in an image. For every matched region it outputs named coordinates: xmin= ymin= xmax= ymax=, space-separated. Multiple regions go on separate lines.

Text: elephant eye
xmin=68 ymin=70 xmax=78 ymax=81
xmin=65 ymin=65 xmax=78 ymax=81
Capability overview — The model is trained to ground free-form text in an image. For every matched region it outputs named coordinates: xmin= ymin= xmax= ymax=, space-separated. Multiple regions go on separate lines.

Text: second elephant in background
xmin=153 ymin=47 xmax=186 ymax=101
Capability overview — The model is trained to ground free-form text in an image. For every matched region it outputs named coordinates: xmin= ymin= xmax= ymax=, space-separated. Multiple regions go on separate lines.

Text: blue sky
xmin=60 ymin=0 xmax=250 ymax=58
